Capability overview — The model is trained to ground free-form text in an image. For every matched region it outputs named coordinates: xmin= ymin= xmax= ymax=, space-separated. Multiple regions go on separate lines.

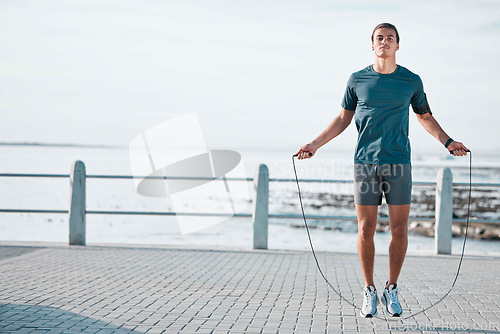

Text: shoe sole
xmin=381 ymin=294 xmax=402 ymax=317
xmin=360 ymin=309 xmax=378 ymax=318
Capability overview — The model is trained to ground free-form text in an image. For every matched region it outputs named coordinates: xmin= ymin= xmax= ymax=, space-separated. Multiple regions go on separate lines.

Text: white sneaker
xmin=360 ymin=286 xmax=379 ymax=318
xmin=381 ymin=283 xmax=403 ymax=317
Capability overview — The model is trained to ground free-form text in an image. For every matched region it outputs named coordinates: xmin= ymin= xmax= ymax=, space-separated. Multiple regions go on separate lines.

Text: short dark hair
xmin=371 ymin=23 xmax=400 ymax=43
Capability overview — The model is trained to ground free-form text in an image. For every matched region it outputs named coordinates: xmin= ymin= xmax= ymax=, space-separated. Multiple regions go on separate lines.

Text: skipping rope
xmin=291 ymin=150 xmax=472 ymax=321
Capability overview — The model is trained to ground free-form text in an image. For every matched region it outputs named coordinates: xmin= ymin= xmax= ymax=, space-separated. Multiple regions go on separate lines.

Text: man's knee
xmin=358 ymin=219 xmax=377 ymax=240
xmin=390 ymin=221 xmax=408 ymax=240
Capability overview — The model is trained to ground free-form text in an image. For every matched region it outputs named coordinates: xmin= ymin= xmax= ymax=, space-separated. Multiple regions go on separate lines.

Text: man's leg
xmin=355 ymin=204 xmax=379 ymax=287
xmin=387 ymin=204 xmax=410 ymax=286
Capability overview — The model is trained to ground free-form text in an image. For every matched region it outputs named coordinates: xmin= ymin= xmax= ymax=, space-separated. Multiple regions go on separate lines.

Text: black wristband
xmin=444 ymin=138 xmax=454 ymax=148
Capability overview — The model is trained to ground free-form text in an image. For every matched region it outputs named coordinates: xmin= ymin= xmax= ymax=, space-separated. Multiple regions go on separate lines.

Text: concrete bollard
xmin=69 ymin=160 xmax=86 ymax=246
xmin=435 ymin=168 xmax=453 ymax=254
xmin=253 ymin=164 xmax=269 ymax=250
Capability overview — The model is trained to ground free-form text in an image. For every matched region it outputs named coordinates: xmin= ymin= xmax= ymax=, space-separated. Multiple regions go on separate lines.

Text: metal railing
xmin=1 ymin=161 xmax=499 ymax=254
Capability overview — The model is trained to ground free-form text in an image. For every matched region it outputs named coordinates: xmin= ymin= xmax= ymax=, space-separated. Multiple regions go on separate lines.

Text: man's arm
xmin=416 ymin=112 xmax=469 ymax=156
xmin=295 ymin=108 xmax=355 ymax=159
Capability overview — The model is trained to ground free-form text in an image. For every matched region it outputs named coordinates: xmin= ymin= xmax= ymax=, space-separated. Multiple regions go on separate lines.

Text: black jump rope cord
xmin=291 ymin=151 xmax=472 ymax=321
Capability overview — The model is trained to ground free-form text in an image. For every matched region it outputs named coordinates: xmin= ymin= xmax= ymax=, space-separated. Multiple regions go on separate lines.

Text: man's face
xmin=372 ymin=28 xmax=399 ymax=58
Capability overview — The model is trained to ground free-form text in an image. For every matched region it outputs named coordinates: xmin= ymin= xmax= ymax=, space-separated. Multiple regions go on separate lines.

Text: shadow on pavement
xmin=0 ymin=303 xmax=144 ymax=333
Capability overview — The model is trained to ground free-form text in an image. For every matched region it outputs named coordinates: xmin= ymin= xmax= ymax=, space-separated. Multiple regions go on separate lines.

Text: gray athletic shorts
xmin=353 ymin=163 xmax=412 ymax=205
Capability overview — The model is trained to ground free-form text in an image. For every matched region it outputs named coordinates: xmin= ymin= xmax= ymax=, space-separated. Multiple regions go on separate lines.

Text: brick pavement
xmin=0 ymin=243 xmax=499 ymax=333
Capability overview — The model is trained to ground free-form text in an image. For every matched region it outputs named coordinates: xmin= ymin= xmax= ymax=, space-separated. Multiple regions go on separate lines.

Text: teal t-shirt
xmin=342 ymin=65 xmax=428 ymax=164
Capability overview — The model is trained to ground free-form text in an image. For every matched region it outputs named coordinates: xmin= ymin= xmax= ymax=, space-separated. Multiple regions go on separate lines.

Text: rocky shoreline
xmin=288 ymin=220 xmax=500 ymax=240
xmin=387 ymin=221 xmax=499 ymax=240
xmin=277 ymin=184 xmax=500 ymax=240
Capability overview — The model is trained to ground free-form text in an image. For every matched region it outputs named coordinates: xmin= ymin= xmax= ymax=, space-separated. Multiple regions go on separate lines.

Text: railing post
xmin=253 ymin=164 xmax=269 ymax=250
xmin=69 ymin=160 xmax=86 ymax=246
xmin=435 ymin=168 xmax=453 ymax=255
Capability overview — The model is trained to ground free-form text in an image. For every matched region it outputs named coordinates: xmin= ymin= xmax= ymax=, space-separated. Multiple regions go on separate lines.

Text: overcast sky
xmin=1 ymin=0 xmax=499 ymax=154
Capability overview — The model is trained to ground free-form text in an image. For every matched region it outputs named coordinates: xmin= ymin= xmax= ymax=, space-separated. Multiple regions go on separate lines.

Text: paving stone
xmin=0 ymin=244 xmax=499 ymax=333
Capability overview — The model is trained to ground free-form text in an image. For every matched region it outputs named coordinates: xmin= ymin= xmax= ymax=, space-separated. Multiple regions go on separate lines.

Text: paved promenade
xmin=0 ymin=242 xmax=499 ymax=334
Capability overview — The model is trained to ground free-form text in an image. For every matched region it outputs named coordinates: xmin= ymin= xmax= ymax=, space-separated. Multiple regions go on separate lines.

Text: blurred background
xmin=1 ymin=0 xmax=499 ymax=151
xmin=1 ymin=0 xmax=499 ymax=253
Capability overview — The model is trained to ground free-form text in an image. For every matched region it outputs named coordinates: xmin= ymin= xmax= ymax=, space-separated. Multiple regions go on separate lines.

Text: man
xmin=295 ymin=23 xmax=468 ymax=318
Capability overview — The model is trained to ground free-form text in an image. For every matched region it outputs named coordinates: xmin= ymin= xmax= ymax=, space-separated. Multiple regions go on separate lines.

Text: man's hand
xmin=448 ymin=141 xmax=469 ymax=156
xmin=294 ymin=143 xmax=317 ymax=160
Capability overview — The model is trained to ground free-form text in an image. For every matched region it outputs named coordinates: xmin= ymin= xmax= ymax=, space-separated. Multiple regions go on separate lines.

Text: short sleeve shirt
xmin=342 ymin=65 xmax=427 ymax=164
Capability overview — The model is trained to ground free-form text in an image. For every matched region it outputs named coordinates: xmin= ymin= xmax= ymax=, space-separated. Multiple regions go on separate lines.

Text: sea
xmin=0 ymin=144 xmax=499 ymax=255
